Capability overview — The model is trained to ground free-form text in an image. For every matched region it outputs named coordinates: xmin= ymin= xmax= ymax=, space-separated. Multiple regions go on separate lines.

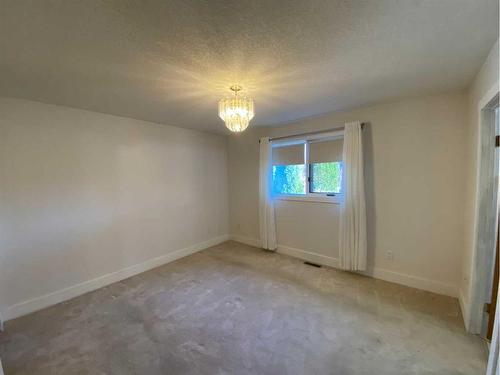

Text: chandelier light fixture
xmin=218 ymin=85 xmax=254 ymax=132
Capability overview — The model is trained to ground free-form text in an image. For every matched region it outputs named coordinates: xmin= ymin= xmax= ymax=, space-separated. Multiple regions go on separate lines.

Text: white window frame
xmin=271 ymin=131 xmax=343 ymax=205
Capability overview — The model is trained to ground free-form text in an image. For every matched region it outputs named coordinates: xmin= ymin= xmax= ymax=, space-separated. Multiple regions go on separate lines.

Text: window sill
xmin=274 ymin=195 xmax=341 ymax=205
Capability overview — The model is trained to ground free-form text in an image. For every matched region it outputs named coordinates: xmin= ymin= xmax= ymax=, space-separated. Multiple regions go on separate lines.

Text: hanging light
xmin=218 ymin=85 xmax=254 ymax=132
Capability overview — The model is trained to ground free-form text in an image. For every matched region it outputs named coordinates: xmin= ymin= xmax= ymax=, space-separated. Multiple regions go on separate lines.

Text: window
xmin=310 ymin=162 xmax=342 ymax=194
xmin=272 ymin=164 xmax=306 ymax=195
xmin=271 ymin=137 xmax=343 ymax=202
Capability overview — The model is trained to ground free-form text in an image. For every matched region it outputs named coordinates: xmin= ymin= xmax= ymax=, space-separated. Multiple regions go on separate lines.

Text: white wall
xmin=0 ymin=98 xmax=229 ymax=320
xmin=229 ymin=92 xmax=468 ymax=296
xmin=461 ymin=39 xmax=499 ymax=329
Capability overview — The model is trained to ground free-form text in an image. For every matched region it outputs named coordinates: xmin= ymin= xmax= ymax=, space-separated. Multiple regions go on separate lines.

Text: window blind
xmin=272 ymin=144 xmax=304 ymax=165
xmin=308 ymin=139 xmax=343 ymax=164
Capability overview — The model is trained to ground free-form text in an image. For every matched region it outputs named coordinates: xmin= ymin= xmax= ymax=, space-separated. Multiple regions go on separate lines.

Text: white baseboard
xmin=459 ymin=288 xmax=471 ymax=331
xmin=231 ymin=235 xmax=458 ymax=297
xmin=362 ymin=267 xmax=458 ymax=297
xmin=277 ymin=244 xmax=339 ymax=268
xmin=230 ymin=234 xmax=261 ymax=248
xmin=2 ymin=234 xmax=229 ymax=322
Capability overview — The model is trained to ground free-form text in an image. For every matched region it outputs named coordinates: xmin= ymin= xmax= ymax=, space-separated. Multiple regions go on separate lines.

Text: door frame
xmin=487 ymin=210 xmax=499 ymax=340
xmin=468 ymin=84 xmax=499 ymax=335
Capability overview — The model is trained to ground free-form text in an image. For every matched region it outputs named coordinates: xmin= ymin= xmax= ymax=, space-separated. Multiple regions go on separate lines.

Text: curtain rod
xmin=263 ymin=123 xmax=365 ymax=143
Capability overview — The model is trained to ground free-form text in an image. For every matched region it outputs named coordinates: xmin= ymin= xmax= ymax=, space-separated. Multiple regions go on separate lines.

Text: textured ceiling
xmin=0 ymin=1 xmax=498 ymax=133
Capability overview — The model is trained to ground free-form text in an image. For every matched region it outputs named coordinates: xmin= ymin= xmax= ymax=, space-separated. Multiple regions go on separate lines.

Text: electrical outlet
xmin=385 ymin=251 xmax=394 ymax=261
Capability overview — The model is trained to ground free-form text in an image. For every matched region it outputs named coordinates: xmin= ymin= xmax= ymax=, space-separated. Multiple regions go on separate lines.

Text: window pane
xmin=310 ymin=162 xmax=342 ymax=194
xmin=272 ymin=164 xmax=306 ymax=195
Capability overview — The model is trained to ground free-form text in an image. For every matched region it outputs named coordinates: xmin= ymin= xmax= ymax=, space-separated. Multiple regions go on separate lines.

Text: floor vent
xmin=304 ymin=261 xmax=322 ymax=268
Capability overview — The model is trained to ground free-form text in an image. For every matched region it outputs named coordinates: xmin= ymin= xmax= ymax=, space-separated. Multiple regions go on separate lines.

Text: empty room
xmin=0 ymin=1 xmax=499 ymax=374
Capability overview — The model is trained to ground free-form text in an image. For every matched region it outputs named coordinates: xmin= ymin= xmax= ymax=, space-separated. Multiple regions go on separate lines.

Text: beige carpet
xmin=0 ymin=241 xmax=487 ymax=374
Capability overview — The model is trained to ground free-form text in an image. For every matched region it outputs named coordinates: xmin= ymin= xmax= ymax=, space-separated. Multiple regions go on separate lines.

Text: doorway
xmin=469 ymin=93 xmax=499 ymax=337
xmin=486 ymin=107 xmax=500 ymax=341
xmin=487 ymin=209 xmax=499 ymax=340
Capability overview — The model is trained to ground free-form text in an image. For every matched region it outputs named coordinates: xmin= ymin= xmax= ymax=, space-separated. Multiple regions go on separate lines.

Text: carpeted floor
xmin=0 ymin=241 xmax=487 ymax=374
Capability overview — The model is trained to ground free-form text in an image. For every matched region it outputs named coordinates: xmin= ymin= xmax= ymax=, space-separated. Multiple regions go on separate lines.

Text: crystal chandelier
xmin=218 ymin=85 xmax=254 ymax=132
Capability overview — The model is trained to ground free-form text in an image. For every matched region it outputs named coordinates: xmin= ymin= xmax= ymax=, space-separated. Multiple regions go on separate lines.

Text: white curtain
xmin=259 ymin=137 xmax=277 ymax=250
xmin=339 ymin=121 xmax=367 ymax=271
xmin=487 ymin=291 xmax=499 ymax=375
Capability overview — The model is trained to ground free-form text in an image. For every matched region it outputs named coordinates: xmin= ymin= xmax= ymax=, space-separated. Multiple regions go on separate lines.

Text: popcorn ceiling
xmin=0 ymin=0 xmax=497 ymax=133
